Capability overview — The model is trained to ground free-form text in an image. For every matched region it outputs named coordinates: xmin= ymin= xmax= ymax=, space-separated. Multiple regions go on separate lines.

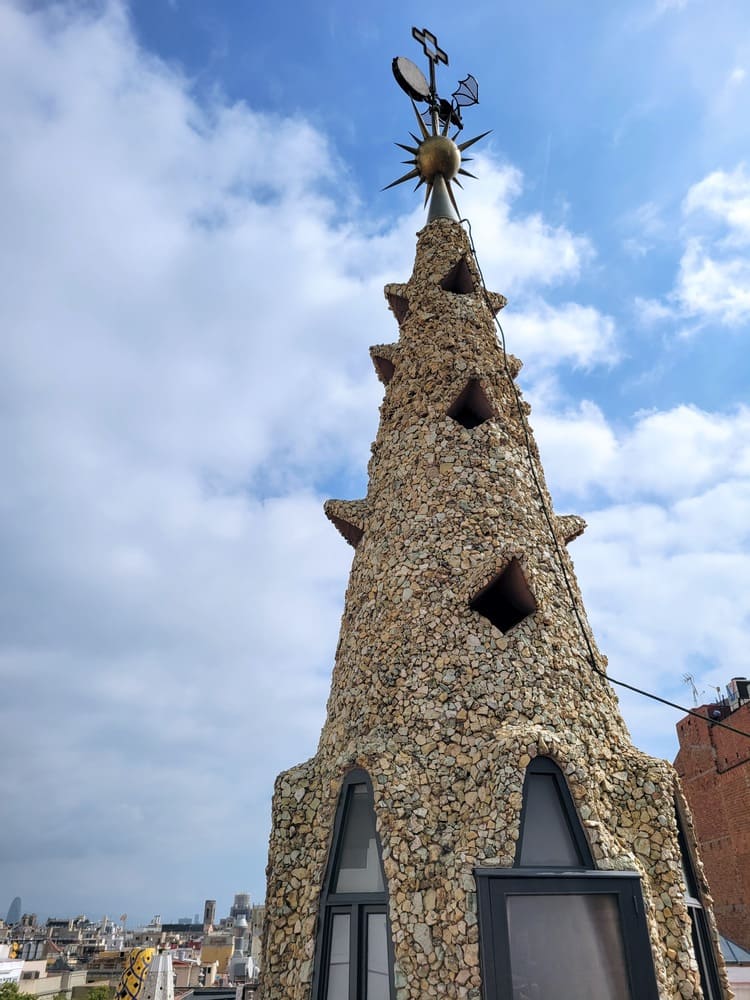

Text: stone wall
xmin=261 ymin=219 xmax=730 ymax=999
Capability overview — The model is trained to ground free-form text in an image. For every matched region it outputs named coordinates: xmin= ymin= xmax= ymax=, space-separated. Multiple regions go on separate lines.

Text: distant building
xmin=3 ymin=954 xmax=87 ymax=998
xmin=228 ymin=895 xmax=250 ymax=922
xmin=721 ymin=935 xmax=750 ymax=1000
xmin=202 ymin=901 xmax=216 ymax=934
xmin=675 ymin=677 xmax=750 ymax=949
xmin=199 ymin=933 xmax=233 ymax=976
xmin=159 ymin=924 xmax=203 ymax=937
xmin=6 ymin=899 xmax=21 ymax=926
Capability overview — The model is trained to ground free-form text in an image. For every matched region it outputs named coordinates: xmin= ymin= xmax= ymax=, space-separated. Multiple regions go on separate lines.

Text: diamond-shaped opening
xmin=386 ymin=293 xmax=409 ymax=324
xmin=372 ymin=355 xmax=395 ymax=384
xmin=470 ymin=558 xmax=537 ymax=633
xmin=447 ymin=379 xmax=494 ymax=429
xmin=440 ymin=256 xmax=475 ymax=295
xmin=329 ymin=515 xmax=364 ymax=549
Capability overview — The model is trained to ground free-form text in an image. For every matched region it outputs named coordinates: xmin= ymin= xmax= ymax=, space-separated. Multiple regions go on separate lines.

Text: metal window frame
xmin=675 ymin=804 xmax=723 ymax=1000
xmin=514 ymin=756 xmax=594 ymax=869
xmin=312 ymin=769 xmax=395 ymax=1000
xmin=474 ymin=869 xmax=660 ymax=1000
xmin=475 ymin=758 xmax=659 ymax=999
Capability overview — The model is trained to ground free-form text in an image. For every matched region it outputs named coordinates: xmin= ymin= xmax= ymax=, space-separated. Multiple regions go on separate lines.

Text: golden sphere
xmin=417 ymin=136 xmax=461 ymax=182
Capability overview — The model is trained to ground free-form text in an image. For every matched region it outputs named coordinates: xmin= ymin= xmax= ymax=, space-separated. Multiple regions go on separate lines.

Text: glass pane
xmin=507 ymin=894 xmax=631 ymax=1000
xmin=519 ymin=773 xmax=582 ymax=866
xmin=325 ymin=913 xmax=350 ymax=1000
xmin=334 ymin=785 xmax=385 ymax=893
xmin=690 ymin=909 xmax=721 ymax=1000
xmin=366 ymin=912 xmax=390 ymax=1000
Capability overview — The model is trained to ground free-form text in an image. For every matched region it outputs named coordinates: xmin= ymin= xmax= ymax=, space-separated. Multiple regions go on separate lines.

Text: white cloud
xmin=634 ymin=295 xmax=677 ymax=323
xmin=620 ymin=201 xmax=670 ymax=259
xmin=508 ymin=302 xmax=618 ymax=371
xmin=633 ymin=164 xmax=750 ymax=327
xmin=683 ymin=164 xmax=750 ymax=242
xmin=533 ymin=402 xmax=750 ymax=756
xmin=454 ymin=156 xmax=595 ymax=295
xmin=671 ymin=166 xmax=750 ymax=324
xmin=674 ymin=237 xmax=750 ymax=325
xmin=623 ymin=237 xmax=651 ymax=259
xmin=728 ymin=66 xmax=746 ymax=86
xmin=536 ymin=400 xmax=750 ymax=501
xmin=655 ymin=0 xmax=690 ymax=11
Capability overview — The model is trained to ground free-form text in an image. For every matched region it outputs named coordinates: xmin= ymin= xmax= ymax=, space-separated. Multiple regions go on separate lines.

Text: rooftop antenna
xmin=682 ymin=673 xmax=701 ymax=706
xmin=385 ymin=26 xmax=489 ymax=221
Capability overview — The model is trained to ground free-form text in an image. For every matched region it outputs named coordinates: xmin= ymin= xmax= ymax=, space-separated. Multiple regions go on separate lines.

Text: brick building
xmin=675 ymin=683 xmax=750 ymax=950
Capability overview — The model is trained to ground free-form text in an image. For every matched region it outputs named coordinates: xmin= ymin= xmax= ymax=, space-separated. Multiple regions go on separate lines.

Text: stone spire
xmin=318 ymin=217 xmax=625 ymax=762
xmin=261 ymin=218 xmax=730 ymax=999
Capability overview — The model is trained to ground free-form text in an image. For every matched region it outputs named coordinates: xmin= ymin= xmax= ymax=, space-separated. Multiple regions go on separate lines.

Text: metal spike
xmin=446 ymin=181 xmax=460 ymax=216
xmin=413 ymin=177 xmax=426 ymax=192
xmin=395 ymin=142 xmax=420 ymax=155
xmin=401 ymin=159 xmax=418 ymax=165
xmin=453 ymin=177 xmax=464 ymax=189
xmin=457 ymin=130 xmax=492 ymax=152
xmin=409 ymin=132 xmax=423 ymax=145
xmin=423 ymin=180 xmax=434 ymax=208
xmin=382 ymin=168 xmax=420 ymax=191
xmin=411 ymin=99 xmax=430 ymax=139
xmin=458 ymin=168 xmax=478 ymax=179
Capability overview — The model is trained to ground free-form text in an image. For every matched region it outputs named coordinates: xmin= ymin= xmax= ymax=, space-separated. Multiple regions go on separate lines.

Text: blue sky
xmin=1 ymin=0 xmax=749 ymax=925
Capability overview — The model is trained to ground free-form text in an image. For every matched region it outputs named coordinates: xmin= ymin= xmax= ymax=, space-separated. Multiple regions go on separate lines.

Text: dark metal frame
xmin=311 ymin=768 xmax=395 ymax=1000
xmin=475 ymin=757 xmax=659 ymax=999
xmin=514 ymin=756 xmax=593 ymax=868
xmin=475 ymin=870 xmax=660 ymax=1000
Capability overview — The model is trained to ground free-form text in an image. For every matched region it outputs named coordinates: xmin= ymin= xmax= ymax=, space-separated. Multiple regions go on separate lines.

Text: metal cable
xmin=458 ymin=215 xmax=750 ymax=743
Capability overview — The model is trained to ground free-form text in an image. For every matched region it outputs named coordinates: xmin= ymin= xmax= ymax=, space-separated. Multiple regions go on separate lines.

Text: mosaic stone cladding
xmin=260 ymin=218 xmax=730 ymax=999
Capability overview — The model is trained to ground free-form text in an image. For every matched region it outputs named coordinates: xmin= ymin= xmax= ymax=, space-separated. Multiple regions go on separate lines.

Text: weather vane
xmin=385 ymin=26 xmax=489 ymax=218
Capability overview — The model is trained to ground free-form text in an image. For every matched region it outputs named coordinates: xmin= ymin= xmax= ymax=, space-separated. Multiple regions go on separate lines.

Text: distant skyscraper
xmin=6 ymin=897 xmax=21 ymax=925
xmin=202 ymin=899 xmax=216 ymax=931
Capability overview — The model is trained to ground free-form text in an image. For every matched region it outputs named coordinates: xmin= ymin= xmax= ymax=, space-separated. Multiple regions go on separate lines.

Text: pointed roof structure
xmin=260 ymin=30 xmax=729 ymax=1000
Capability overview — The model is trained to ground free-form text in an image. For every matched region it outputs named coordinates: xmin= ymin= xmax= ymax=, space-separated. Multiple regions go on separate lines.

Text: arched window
xmin=476 ymin=757 xmax=659 ymax=1000
xmin=312 ymin=769 xmax=394 ymax=1000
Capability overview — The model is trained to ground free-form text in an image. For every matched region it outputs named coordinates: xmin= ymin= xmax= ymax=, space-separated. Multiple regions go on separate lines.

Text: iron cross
xmin=411 ymin=27 xmax=448 ymax=69
xmin=411 ymin=27 xmax=448 ymax=131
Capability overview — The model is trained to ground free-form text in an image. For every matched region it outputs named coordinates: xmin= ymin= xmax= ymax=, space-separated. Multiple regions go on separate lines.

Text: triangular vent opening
xmin=440 ymin=256 xmax=475 ymax=295
xmin=386 ymin=293 xmax=409 ymax=324
xmin=372 ymin=355 xmax=395 ymax=385
xmin=332 ymin=783 xmax=385 ymax=893
xmin=329 ymin=515 xmax=364 ymax=549
xmin=469 ymin=558 xmax=536 ymax=633
xmin=447 ymin=378 xmax=494 ymax=429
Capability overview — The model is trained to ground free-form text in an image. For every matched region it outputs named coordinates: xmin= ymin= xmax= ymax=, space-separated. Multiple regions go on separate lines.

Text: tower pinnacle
xmin=260 ymin=36 xmax=729 ymax=1000
xmin=385 ymin=27 xmax=488 ymax=220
